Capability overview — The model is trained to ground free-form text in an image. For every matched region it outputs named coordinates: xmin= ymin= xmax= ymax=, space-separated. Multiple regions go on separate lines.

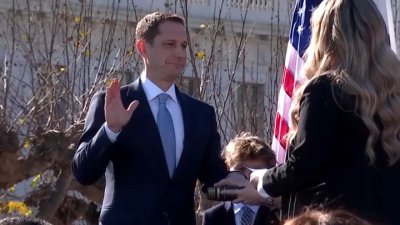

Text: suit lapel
xmin=224 ymin=201 xmax=236 ymax=225
xmin=172 ymin=88 xmax=195 ymax=179
xmin=224 ymin=202 xmax=278 ymax=225
xmin=219 ymin=202 xmax=277 ymax=225
xmin=121 ymin=79 xmax=170 ymax=178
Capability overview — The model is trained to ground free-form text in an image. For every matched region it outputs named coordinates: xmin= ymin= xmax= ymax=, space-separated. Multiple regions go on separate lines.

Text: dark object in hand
xmin=207 ymin=186 xmax=244 ymax=201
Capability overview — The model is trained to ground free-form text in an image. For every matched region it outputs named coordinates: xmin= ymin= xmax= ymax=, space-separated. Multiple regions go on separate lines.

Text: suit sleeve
xmin=71 ymin=92 xmax=115 ymax=185
xmin=202 ymin=210 xmax=212 ymax=225
xmin=199 ymin=107 xmax=228 ymax=191
xmin=262 ymin=77 xmax=341 ymax=196
xmin=202 ymin=203 xmax=225 ymax=225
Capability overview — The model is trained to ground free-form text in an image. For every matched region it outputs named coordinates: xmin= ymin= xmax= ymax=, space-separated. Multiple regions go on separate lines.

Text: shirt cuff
xmin=104 ymin=122 xmax=120 ymax=143
xmin=251 ymin=169 xmax=270 ymax=198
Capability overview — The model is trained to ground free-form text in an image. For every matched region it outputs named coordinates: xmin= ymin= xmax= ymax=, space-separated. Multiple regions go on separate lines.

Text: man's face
xmin=143 ymin=21 xmax=187 ymax=83
xmin=231 ymin=159 xmax=270 ymax=180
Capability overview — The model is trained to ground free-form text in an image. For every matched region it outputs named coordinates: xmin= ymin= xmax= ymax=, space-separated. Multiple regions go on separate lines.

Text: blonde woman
xmin=216 ymin=0 xmax=400 ymax=224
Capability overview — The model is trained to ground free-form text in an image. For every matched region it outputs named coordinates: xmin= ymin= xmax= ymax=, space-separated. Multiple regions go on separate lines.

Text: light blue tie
xmin=241 ymin=206 xmax=254 ymax=225
xmin=157 ymin=93 xmax=176 ymax=177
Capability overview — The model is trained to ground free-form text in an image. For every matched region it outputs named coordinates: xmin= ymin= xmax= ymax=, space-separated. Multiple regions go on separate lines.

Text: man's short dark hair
xmin=135 ymin=12 xmax=185 ymax=45
xmin=0 ymin=217 xmax=52 ymax=225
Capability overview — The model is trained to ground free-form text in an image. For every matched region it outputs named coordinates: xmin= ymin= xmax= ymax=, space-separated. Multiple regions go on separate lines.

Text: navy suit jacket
xmin=72 ymin=79 xmax=228 ymax=225
xmin=202 ymin=202 xmax=280 ymax=225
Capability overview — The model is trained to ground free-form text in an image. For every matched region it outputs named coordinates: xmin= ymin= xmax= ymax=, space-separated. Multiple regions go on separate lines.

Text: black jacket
xmin=262 ymin=75 xmax=400 ymax=225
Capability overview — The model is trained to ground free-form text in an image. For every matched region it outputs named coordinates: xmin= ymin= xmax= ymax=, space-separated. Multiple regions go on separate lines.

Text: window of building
xmin=257 ymin=43 xmax=268 ymax=66
xmin=187 ymin=0 xmax=210 ymax=6
xmin=236 ymin=81 xmax=265 ymax=136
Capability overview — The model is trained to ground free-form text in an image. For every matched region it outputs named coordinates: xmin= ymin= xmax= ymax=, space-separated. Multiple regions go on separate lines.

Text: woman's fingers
xmin=220 ymin=189 xmax=239 ymax=195
xmin=214 ymin=177 xmax=245 ymax=187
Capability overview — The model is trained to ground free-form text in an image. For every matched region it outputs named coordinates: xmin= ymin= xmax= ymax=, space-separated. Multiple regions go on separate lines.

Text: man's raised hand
xmin=105 ymin=80 xmax=139 ymax=132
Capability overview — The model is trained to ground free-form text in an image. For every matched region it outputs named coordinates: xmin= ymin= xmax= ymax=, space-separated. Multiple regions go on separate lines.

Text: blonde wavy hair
xmin=289 ymin=0 xmax=400 ymax=165
xmin=284 ymin=209 xmax=373 ymax=225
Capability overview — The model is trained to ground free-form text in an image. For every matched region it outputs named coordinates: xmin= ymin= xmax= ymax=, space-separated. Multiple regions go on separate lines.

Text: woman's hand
xmin=214 ymin=177 xmax=266 ymax=205
xmin=214 ymin=176 xmax=281 ymax=208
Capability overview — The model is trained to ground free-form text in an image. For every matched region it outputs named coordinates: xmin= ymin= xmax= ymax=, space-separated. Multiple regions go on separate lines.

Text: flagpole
xmin=373 ymin=0 xmax=397 ymax=53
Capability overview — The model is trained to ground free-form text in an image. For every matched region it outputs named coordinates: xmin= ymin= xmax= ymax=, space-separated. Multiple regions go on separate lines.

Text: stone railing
xmin=187 ymin=0 xmax=269 ymax=11
xmin=0 ymin=0 xmax=291 ymax=36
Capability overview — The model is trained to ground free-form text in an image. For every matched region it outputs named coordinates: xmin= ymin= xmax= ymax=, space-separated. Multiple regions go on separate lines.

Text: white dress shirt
xmin=104 ymin=72 xmax=185 ymax=167
xmin=233 ymin=203 xmax=259 ymax=225
xmin=251 ymin=169 xmax=271 ymax=198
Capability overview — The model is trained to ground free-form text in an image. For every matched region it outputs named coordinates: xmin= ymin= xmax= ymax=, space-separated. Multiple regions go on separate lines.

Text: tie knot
xmin=158 ymin=93 xmax=169 ymax=105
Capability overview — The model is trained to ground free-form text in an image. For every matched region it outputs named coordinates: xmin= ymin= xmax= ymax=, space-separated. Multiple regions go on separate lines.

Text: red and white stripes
xmin=272 ymin=43 xmax=306 ymax=164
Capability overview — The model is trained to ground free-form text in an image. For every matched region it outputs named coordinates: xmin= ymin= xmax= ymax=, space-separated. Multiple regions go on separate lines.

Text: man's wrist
xmin=107 ymin=124 xmax=122 ymax=133
xmin=104 ymin=122 xmax=121 ymax=142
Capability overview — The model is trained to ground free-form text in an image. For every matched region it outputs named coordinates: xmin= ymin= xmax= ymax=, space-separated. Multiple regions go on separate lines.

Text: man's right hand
xmin=105 ymin=80 xmax=139 ymax=132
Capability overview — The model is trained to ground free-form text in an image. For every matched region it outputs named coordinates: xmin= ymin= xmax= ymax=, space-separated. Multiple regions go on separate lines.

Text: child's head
xmin=222 ymin=132 xmax=276 ymax=179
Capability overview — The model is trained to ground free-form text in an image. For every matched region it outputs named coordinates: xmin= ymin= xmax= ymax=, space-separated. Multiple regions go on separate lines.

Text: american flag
xmin=272 ymin=0 xmax=322 ymax=164
xmin=272 ymin=0 xmax=396 ymax=164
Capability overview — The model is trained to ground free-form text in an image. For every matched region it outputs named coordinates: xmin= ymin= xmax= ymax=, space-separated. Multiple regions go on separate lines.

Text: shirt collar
xmin=140 ymin=71 xmax=177 ymax=102
xmin=233 ymin=203 xmax=259 ymax=214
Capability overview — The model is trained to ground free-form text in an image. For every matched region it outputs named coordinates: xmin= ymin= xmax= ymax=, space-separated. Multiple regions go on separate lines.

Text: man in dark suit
xmin=71 ymin=12 xmax=228 ymax=225
xmin=202 ymin=133 xmax=280 ymax=225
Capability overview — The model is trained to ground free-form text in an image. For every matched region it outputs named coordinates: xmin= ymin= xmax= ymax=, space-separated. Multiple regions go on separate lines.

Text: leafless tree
xmin=0 ymin=0 xmax=292 ymax=224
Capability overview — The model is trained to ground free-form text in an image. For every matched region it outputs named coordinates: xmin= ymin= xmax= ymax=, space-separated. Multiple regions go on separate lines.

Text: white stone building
xmin=0 ymin=0 xmax=397 ymax=144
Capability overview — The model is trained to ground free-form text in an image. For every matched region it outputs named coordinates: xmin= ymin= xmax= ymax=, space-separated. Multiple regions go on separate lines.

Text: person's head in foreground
xmin=284 ymin=210 xmax=374 ymax=225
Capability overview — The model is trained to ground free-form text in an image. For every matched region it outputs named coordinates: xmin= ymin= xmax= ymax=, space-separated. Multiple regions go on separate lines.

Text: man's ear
xmin=136 ymin=39 xmax=147 ymax=57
